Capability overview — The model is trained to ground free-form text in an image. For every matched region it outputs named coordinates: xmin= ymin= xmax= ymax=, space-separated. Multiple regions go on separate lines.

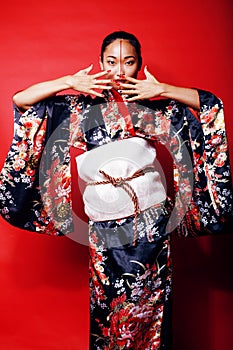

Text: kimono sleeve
xmin=180 ymin=89 xmax=233 ymax=236
xmin=133 ymin=92 xmax=232 ymax=236
xmin=0 ymin=95 xmax=87 ymax=235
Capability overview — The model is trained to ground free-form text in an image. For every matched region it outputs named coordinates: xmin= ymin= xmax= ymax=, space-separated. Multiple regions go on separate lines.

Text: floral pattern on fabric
xmin=0 ymin=89 xmax=232 ymax=350
xmin=89 ymin=204 xmax=172 ymax=350
xmin=0 ymin=90 xmax=232 ymax=235
xmin=98 ymin=92 xmax=232 ymax=236
xmin=184 ymin=96 xmax=232 ymax=234
xmin=0 ymin=96 xmax=87 ymax=233
xmin=0 ymin=104 xmax=57 ymax=232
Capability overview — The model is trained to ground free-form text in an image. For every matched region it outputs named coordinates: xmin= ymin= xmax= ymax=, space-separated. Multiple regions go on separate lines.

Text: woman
xmin=0 ymin=31 xmax=232 ymax=349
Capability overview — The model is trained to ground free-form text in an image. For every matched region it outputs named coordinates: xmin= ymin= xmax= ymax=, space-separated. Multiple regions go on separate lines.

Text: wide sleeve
xmin=0 ymin=95 xmax=87 ymax=235
xmin=132 ymin=91 xmax=233 ymax=237
xmin=179 ymin=89 xmax=233 ymax=236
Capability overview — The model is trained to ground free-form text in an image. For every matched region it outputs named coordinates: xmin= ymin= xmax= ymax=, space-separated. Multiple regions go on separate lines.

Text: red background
xmin=0 ymin=1 xmax=232 ymax=349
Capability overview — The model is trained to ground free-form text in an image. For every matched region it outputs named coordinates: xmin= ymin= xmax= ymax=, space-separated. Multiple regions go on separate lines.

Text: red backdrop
xmin=0 ymin=1 xmax=232 ymax=349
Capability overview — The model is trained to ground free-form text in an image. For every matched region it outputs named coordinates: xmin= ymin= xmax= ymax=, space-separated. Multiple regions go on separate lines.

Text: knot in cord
xmin=99 ymin=170 xmax=124 ymax=187
xmin=87 ymin=166 xmax=155 ymax=246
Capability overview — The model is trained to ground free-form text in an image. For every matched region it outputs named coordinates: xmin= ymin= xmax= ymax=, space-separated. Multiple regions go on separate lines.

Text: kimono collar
xmin=102 ymin=89 xmax=136 ymax=137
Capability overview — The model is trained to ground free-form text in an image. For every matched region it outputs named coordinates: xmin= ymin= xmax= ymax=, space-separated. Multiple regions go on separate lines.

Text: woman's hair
xmin=100 ymin=31 xmax=142 ymax=70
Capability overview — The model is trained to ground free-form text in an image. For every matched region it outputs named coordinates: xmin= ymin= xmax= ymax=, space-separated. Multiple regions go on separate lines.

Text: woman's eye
xmin=107 ymin=60 xmax=115 ymax=65
xmin=125 ymin=61 xmax=135 ymax=66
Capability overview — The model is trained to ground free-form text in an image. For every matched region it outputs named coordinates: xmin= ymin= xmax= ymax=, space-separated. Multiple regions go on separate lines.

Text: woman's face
xmin=100 ymin=39 xmax=140 ymax=90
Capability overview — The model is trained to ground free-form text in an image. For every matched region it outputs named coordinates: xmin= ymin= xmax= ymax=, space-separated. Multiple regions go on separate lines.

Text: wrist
xmin=59 ymin=75 xmax=74 ymax=89
xmin=159 ymin=83 xmax=171 ymax=97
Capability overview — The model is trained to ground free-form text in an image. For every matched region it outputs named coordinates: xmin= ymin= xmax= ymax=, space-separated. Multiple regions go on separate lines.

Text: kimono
xmin=0 ymin=89 xmax=232 ymax=350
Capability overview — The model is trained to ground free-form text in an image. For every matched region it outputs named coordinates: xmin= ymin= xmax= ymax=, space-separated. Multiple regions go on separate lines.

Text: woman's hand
xmin=13 ymin=64 xmax=113 ymax=110
xmin=67 ymin=64 xmax=112 ymax=97
xmin=118 ymin=66 xmax=200 ymax=109
xmin=118 ymin=66 xmax=164 ymax=101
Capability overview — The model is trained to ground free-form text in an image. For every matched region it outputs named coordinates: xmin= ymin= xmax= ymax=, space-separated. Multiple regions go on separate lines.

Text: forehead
xmin=104 ymin=39 xmax=137 ymax=57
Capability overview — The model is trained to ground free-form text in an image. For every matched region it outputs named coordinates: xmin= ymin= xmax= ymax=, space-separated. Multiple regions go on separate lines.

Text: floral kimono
xmin=0 ymin=89 xmax=232 ymax=350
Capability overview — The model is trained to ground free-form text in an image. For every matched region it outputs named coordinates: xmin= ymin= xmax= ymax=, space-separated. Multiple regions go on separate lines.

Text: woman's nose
xmin=116 ymin=63 xmax=125 ymax=78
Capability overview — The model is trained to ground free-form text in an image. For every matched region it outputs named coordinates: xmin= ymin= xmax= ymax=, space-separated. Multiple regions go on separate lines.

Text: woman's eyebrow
xmin=106 ymin=55 xmax=136 ymax=59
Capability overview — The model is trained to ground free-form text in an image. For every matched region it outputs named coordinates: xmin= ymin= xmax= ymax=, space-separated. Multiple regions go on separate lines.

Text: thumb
xmin=144 ymin=66 xmax=159 ymax=83
xmin=83 ymin=64 xmax=93 ymax=74
xmin=74 ymin=64 xmax=93 ymax=76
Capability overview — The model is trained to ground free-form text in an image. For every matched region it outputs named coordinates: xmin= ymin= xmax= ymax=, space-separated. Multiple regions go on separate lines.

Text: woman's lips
xmin=113 ymin=79 xmax=127 ymax=85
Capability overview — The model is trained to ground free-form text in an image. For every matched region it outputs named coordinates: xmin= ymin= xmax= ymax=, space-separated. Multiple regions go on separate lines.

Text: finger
xmin=84 ymin=64 xmax=93 ymax=74
xmin=124 ymin=76 xmax=139 ymax=83
xmin=119 ymin=89 xmax=140 ymax=95
xmin=92 ymin=85 xmax=112 ymax=90
xmin=126 ymin=95 xmax=141 ymax=102
xmin=144 ymin=65 xmax=151 ymax=78
xmin=144 ymin=65 xmax=160 ymax=83
xmin=118 ymin=83 xmax=137 ymax=89
xmin=73 ymin=64 xmax=93 ymax=76
xmin=89 ymin=89 xmax=104 ymax=97
xmin=93 ymin=79 xmax=112 ymax=84
xmin=144 ymin=65 xmax=154 ymax=79
xmin=93 ymin=70 xmax=111 ymax=78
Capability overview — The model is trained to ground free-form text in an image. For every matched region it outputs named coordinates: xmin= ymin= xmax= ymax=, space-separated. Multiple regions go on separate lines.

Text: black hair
xmin=100 ymin=31 xmax=142 ymax=70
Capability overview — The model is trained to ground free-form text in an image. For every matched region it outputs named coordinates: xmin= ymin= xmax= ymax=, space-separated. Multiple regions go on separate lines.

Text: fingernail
xmin=107 ymin=70 xmax=111 ymax=72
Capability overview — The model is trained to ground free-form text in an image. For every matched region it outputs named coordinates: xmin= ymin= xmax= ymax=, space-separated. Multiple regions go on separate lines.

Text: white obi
xmin=76 ymin=137 xmax=166 ymax=221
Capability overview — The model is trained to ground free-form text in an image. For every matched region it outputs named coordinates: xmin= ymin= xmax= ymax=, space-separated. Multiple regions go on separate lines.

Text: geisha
xmin=0 ymin=31 xmax=232 ymax=349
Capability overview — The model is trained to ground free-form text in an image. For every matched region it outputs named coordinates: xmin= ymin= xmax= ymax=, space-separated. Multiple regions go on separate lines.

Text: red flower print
xmin=90 ymin=232 xmax=98 ymax=244
xmin=102 ymin=327 xmax=110 ymax=337
xmin=215 ymin=143 xmax=228 ymax=153
xmin=208 ymin=134 xmax=222 ymax=146
xmin=13 ymin=158 xmax=25 ymax=171
xmin=26 ymin=168 xmax=35 ymax=177
xmin=24 ymin=121 xmax=33 ymax=129
xmin=70 ymin=113 xmax=78 ymax=124
xmin=155 ymin=111 xmax=163 ymax=117
xmin=18 ymin=151 xmax=29 ymax=161
xmin=214 ymin=152 xmax=227 ymax=167
xmin=16 ymin=140 xmax=28 ymax=152
xmin=110 ymin=294 xmax=127 ymax=309
xmin=145 ymin=123 xmax=155 ymax=134
xmin=143 ymin=113 xmax=154 ymax=123
xmin=160 ymin=116 xmax=170 ymax=133
xmin=202 ymin=110 xmax=216 ymax=124
xmin=193 ymin=152 xmax=203 ymax=166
